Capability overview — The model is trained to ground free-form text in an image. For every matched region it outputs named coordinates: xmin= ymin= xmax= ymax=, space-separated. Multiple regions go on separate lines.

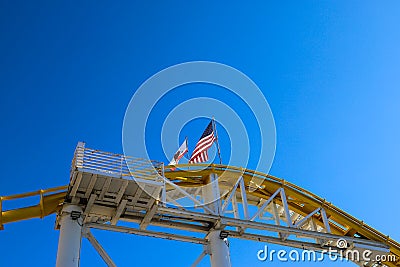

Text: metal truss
xmin=61 ymin=142 xmax=394 ymax=266
xmin=57 ymin=143 xmax=400 ymax=266
xmin=1 ymin=143 xmax=399 ymax=267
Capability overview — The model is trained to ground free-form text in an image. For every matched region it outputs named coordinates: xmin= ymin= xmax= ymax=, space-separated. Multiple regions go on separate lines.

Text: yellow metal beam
xmin=0 ymin=197 xmax=3 ymax=230
xmin=1 ymin=165 xmax=399 ymax=266
xmin=164 ymin=164 xmax=400 ymax=266
xmin=0 ymin=186 xmax=67 ymax=227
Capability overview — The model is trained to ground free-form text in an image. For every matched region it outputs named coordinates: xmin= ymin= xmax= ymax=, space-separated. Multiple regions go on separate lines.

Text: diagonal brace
xmin=84 ymin=229 xmax=117 ymax=267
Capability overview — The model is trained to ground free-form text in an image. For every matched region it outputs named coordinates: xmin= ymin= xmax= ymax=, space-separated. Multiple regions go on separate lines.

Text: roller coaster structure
xmin=1 ymin=142 xmax=399 ymax=266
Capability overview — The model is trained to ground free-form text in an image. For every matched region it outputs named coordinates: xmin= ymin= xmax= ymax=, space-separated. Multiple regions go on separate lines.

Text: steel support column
xmin=207 ymin=230 xmax=231 ymax=267
xmin=204 ymin=173 xmax=231 ymax=267
xmin=56 ymin=204 xmax=83 ymax=267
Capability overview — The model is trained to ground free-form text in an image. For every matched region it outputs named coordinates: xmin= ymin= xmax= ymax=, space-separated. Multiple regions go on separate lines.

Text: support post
xmin=207 ymin=230 xmax=231 ymax=267
xmin=203 ymin=173 xmax=231 ymax=267
xmin=56 ymin=204 xmax=83 ymax=267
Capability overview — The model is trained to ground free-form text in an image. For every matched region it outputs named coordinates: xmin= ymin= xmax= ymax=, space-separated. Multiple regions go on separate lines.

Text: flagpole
xmin=185 ymin=136 xmax=190 ymax=171
xmin=212 ymin=117 xmax=222 ymax=165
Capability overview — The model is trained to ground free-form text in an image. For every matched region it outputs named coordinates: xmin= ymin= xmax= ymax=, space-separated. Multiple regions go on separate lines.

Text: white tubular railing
xmin=71 ymin=142 xmax=164 ymax=181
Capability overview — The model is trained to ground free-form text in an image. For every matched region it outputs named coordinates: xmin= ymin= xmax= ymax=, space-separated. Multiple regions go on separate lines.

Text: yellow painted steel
xmin=0 ymin=164 xmax=399 ymax=266
xmin=164 ymin=164 xmax=400 ymax=267
xmin=0 ymin=186 xmax=67 ymax=228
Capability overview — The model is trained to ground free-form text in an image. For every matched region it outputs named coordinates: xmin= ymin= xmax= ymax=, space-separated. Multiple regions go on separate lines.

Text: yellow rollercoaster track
xmin=1 ymin=164 xmax=399 ymax=266
xmin=0 ymin=185 xmax=67 ymax=229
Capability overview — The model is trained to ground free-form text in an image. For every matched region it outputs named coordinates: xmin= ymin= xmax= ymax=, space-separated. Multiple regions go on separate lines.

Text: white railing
xmin=71 ymin=142 xmax=164 ymax=181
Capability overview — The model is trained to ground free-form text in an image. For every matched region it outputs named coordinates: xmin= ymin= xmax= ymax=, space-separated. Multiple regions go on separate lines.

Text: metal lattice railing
xmin=71 ymin=142 xmax=164 ymax=181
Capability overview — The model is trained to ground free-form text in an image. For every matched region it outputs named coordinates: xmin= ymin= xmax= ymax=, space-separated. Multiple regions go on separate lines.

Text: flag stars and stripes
xmin=189 ymin=121 xmax=216 ymax=164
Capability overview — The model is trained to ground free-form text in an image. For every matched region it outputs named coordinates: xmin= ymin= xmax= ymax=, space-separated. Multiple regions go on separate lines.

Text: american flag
xmin=189 ymin=120 xmax=216 ymax=163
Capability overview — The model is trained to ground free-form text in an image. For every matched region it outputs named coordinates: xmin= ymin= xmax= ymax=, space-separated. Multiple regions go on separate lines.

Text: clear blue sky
xmin=1 ymin=1 xmax=399 ymax=266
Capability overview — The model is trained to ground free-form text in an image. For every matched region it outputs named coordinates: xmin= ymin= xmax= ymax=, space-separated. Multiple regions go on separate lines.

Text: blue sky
xmin=1 ymin=1 xmax=399 ymax=266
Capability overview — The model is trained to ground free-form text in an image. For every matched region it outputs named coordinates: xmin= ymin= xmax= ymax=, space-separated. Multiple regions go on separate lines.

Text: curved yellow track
xmin=165 ymin=164 xmax=400 ymax=266
xmin=1 ymin=164 xmax=399 ymax=266
xmin=0 ymin=186 xmax=67 ymax=228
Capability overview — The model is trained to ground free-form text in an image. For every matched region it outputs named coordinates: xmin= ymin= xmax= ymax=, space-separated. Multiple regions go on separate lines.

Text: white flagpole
xmin=212 ymin=117 xmax=222 ymax=165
